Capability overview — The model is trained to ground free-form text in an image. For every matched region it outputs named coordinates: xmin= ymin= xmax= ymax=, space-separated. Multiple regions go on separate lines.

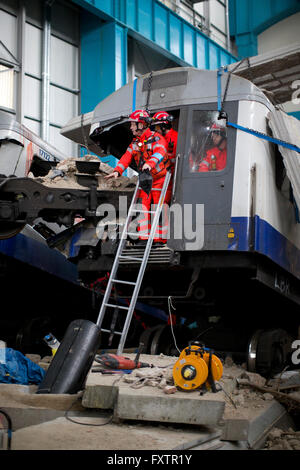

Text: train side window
xmin=189 ymin=111 xmax=227 ymax=173
xmin=273 ymin=144 xmax=300 ymax=221
xmin=274 ymin=145 xmax=291 ymax=200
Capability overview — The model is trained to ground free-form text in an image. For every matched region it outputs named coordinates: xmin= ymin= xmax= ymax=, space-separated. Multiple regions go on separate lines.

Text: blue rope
xmin=227 ymin=121 xmax=300 ymax=154
xmin=216 ymin=66 xmax=300 ymax=154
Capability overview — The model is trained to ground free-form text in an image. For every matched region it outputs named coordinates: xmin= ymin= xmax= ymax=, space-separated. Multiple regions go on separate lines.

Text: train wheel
xmin=0 ymin=223 xmax=25 ymax=239
xmin=247 ymin=328 xmax=293 ymax=377
xmin=247 ymin=329 xmax=263 ymax=373
xmin=138 ymin=325 xmax=163 ymax=354
xmin=150 ymin=325 xmax=184 ymax=357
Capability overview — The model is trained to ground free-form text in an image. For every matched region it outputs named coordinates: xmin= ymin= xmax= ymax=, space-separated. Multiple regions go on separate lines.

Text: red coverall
xmin=114 ymin=129 xmax=170 ymax=242
xmin=164 ymin=128 xmax=178 ymax=199
xmin=164 ymin=128 xmax=178 ymax=175
xmin=198 ymin=146 xmax=227 ymax=172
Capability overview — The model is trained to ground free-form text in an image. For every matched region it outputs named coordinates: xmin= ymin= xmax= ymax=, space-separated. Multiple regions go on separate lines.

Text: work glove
xmin=139 ymin=169 xmax=153 ymax=196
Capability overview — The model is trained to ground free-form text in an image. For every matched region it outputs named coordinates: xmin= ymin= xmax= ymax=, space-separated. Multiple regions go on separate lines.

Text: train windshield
xmin=188 ymin=111 xmax=227 ymax=173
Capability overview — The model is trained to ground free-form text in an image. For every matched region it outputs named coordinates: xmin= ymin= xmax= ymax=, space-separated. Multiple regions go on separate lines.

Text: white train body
xmin=0 ymin=110 xmax=67 ymax=177
xmin=231 ymin=100 xmax=300 ymax=281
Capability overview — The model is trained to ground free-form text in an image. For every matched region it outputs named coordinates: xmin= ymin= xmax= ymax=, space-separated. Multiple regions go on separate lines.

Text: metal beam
xmin=16 ymin=1 xmax=26 ymax=124
xmin=41 ymin=2 xmax=52 ymax=141
xmin=72 ymin=0 xmax=236 ymax=70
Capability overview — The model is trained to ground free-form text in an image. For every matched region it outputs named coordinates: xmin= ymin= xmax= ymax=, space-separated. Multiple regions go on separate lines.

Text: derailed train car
xmin=0 ymin=111 xmax=99 ymax=352
xmin=0 ymin=110 xmax=66 ymax=178
xmin=60 ymin=66 xmax=300 ymax=375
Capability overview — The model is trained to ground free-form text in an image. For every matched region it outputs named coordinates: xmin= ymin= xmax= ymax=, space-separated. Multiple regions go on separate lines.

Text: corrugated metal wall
xmin=0 ymin=0 xmax=80 ymax=156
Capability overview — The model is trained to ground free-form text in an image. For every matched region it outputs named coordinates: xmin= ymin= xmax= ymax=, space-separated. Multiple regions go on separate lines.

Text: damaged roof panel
xmin=268 ymin=110 xmax=300 ymax=210
xmin=229 ymin=42 xmax=300 ymax=105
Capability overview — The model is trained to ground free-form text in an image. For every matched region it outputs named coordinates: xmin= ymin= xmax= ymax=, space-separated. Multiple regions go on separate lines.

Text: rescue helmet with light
xmin=150 ymin=111 xmax=173 ymax=131
xmin=210 ymin=122 xmax=226 ymax=138
xmin=152 ymin=111 xmax=173 ymax=124
xmin=129 ymin=109 xmax=150 ymax=123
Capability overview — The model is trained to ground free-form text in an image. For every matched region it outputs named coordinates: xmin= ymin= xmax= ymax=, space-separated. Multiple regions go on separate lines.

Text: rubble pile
xmin=1 ymin=349 xmax=300 ymax=450
xmin=235 ymin=370 xmax=300 ymax=412
xmin=264 ymin=428 xmax=300 ymax=450
xmin=122 ymin=365 xmax=175 ymax=393
xmin=29 ymin=155 xmax=137 ymax=191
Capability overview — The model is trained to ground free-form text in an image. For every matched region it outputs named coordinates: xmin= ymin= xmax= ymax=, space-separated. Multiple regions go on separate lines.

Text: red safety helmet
xmin=129 ymin=109 xmax=150 ymax=123
xmin=210 ymin=122 xmax=226 ymax=137
xmin=152 ymin=111 xmax=173 ymax=125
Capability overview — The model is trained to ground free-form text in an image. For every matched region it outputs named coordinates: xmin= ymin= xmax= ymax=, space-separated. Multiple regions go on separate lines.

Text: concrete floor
xmin=0 ymin=358 xmax=296 ymax=451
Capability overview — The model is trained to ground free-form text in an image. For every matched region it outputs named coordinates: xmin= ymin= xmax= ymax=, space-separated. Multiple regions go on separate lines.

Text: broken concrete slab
xmin=0 ymin=383 xmax=84 ymax=411
xmin=0 ymin=382 xmax=86 ymax=433
xmin=83 ymin=352 xmax=296 ymax=448
xmin=115 ymin=385 xmax=225 ymax=426
xmin=221 ymin=395 xmax=295 ymax=449
xmin=1 ymin=407 xmax=67 ymax=431
xmin=10 ymin=416 xmax=221 ymax=450
xmin=82 ymin=353 xmax=226 ymax=426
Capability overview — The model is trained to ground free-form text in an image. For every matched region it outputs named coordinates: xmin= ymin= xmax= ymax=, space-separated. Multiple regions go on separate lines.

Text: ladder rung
xmin=139 ymin=187 xmax=162 ymax=191
xmin=103 ymin=303 xmax=129 ymax=310
xmin=119 ymin=255 xmax=143 ymax=261
xmin=101 ymin=328 xmax=122 ymax=335
xmin=111 ymin=279 xmax=137 ymax=286
xmin=126 ymin=232 xmax=149 ymax=238
xmin=130 ymin=209 xmax=156 ymax=214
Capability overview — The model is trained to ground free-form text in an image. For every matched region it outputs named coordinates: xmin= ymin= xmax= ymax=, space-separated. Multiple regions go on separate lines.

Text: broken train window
xmin=189 ymin=111 xmax=227 ymax=173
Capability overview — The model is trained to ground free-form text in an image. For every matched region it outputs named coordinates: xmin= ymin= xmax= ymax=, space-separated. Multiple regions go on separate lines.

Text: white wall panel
xmin=211 ymin=25 xmax=226 ymax=49
xmin=178 ymin=3 xmax=194 ymax=24
xmin=49 ymin=125 xmax=76 ymax=156
xmin=210 ymin=0 xmax=226 ymax=32
xmin=0 ymin=0 xmax=80 ymax=157
xmin=50 ymin=35 xmax=78 ymax=89
xmin=50 ymin=85 xmax=78 ymax=127
xmin=0 ymin=9 xmax=18 ymax=59
xmin=194 ymin=3 xmax=204 ymax=17
xmin=23 ymin=116 xmax=40 ymax=136
xmin=25 ymin=23 xmax=42 ymax=77
xmin=24 ymin=75 xmax=41 ymax=120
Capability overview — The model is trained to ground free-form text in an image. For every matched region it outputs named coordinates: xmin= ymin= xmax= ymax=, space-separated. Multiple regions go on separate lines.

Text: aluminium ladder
xmin=96 ymin=171 xmax=171 ymax=355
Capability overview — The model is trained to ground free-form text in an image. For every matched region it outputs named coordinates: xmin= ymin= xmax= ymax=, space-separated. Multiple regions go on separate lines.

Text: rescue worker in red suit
xmin=151 ymin=111 xmax=178 ymax=179
xmin=198 ymin=122 xmax=227 ymax=172
xmin=105 ymin=109 xmax=170 ymax=245
xmin=150 ymin=111 xmax=178 ymax=244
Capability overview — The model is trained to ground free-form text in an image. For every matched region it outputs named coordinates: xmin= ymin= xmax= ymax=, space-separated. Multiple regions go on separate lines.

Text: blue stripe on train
xmin=228 ymin=216 xmax=300 ymax=279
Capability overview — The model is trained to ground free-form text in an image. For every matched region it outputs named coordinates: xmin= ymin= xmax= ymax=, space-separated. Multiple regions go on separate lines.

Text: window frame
xmin=180 ymin=102 xmax=237 ymax=179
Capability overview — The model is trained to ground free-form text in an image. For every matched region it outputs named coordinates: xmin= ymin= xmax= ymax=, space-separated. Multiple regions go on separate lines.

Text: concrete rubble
xmin=1 ymin=351 xmax=300 ymax=450
xmin=28 ymin=154 xmax=137 ymax=192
